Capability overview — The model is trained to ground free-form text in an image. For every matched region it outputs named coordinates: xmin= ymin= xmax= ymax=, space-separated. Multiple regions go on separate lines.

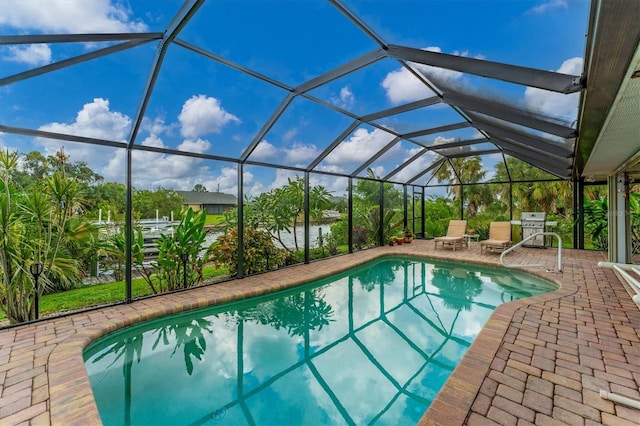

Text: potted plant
xmin=395 ymin=236 xmax=404 ymax=245
xmin=388 ymin=237 xmax=395 ymax=246
xmin=403 ymin=227 xmax=415 ymax=243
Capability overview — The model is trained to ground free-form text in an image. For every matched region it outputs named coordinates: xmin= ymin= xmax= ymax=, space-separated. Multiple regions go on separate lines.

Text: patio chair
xmin=434 ymin=220 xmax=467 ymax=251
xmin=480 ymin=221 xmax=512 ymax=254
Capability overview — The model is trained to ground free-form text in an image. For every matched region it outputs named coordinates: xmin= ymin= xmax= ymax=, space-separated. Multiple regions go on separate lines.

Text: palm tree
xmin=434 ymin=156 xmax=488 ymax=217
xmin=493 ymin=157 xmax=572 ymax=217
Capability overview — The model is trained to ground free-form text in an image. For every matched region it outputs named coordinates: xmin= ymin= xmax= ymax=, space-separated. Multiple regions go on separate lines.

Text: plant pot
xmin=388 ymin=241 xmax=394 ymax=246
xmin=404 ymin=237 xmax=412 ymax=243
xmin=395 ymin=238 xmax=404 ymax=245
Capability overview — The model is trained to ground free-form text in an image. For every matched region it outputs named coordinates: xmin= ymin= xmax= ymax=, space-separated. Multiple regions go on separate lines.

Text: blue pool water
xmin=84 ymin=257 xmax=556 ymax=426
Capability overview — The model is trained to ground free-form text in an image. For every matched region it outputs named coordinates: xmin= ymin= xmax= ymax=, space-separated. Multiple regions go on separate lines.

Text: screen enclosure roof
xmin=1 ymin=0 xmax=638 ymax=189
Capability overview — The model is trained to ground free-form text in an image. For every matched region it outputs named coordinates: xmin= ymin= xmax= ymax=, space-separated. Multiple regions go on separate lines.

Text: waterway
xmin=205 ymin=224 xmax=334 ymax=250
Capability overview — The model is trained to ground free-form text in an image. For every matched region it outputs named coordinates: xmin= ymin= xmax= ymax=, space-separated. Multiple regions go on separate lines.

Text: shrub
xmin=211 ymin=227 xmax=287 ymax=276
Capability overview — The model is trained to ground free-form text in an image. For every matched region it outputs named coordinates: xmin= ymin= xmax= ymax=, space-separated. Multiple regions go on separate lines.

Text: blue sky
xmin=0 ymin=0 xmax=589 ymax=196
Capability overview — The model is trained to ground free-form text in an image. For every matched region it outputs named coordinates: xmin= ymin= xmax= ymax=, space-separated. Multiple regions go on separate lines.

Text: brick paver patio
xmin=0 ymin=241 xmax=638 ymax=425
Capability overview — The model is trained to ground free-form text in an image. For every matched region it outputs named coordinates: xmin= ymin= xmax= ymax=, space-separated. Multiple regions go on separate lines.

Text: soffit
xmin=577 ymin=0 xmax=640 ymax=180
xmin=581 ymin=43 xmax=640 ymax=180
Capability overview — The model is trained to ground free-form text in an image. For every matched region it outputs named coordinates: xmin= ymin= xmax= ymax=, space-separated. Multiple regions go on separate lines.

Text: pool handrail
xmin=500 ymin=232 xmax=562 ymax=272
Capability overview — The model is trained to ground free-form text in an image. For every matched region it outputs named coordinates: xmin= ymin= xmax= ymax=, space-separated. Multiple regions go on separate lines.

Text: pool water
xmin=84 ymin=257 xmax=556 ymax=426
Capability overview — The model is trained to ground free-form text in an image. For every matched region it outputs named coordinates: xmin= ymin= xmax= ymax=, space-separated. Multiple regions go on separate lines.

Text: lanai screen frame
xmin=0 ymin=0 xmax=589 ymax=308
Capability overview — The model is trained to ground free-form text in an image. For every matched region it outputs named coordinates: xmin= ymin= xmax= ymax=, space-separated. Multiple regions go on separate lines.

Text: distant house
xmin=176 ymin=191 xmax=237 ymax=215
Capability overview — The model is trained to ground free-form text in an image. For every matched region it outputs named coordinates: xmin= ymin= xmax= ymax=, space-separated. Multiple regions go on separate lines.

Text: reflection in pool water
xmin=84 ymin=257 xmax=556 ymax=425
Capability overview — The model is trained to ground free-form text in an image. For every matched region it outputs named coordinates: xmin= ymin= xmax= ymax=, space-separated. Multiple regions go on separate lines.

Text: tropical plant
xmin=423 ymin=196 xmax=455 ymax=238
xmin=583 ymin=196 xmax=608 ymax=251
xmin=107 ymin=208 xmax=212 ymax=294
xmin=352 ymin=169 xmax=403 ymax=247
xmin=0 ymin=149 xmax=99 ymax=323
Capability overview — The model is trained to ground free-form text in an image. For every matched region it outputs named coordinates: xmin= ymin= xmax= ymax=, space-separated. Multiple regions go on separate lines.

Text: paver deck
xmin=0 ymin=241 xmax=639 ymax=425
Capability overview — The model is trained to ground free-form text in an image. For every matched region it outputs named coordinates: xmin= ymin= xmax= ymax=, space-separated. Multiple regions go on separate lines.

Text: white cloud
xmin=178 ymin=95 xmax=240 ymax=139
xmin=177 ymin=138 xmax=211 ymax=154
xmin=141 ymin=115 xmax=174 ymax=136
xmin=5 ymin=44 xmax=51 ymax=66
xmin=394 ymin=149 xmax=438 ymax=183
xmin=325 ymin=127 xmax=398 ymax=167
xmin=382 ymin=67 xmax=434 ymax=104
xmin=29 ymin=99 xmax=225 ymax=190
xmin=30 ymin=98 xmax=129 ymax=183
xmin=0 ymin=0 xmax=148 ymax=33
xmin=527 ymin=0 xmax=568 ymax=14
xmin=283 ymin=142 xmax=319 ymax=164
xmin=269 ymin=169 xmax=303 ymax=191
xmin=200 ymin=166 xmax=243 ymax=195
xmin=139 ymin=133 xmax=164 ymax=148
xmin=250 ymin=140 xmax=279 ymax=160
xmin=310 ymin=173 xmax=349 ymax=195
xmin=39 ymin=98 xmax=131 ymax=142
xmin=431 ymin=135 xmax=457 ymax=146
xmin=314 ymin=163 xmax=347 ymax=175
xmin=382 ymin=47 xmax=464 ymax=104
xmin=250 ymin=128 xmax=321 ymax=166
xmin=282 ymin=128 xmax=297 ymax=143
xmin=524 ymin=57 xmax=583 ymax=121
xmin=329 ymin=86 xmax=355 ymax=109
xmin=102 ymin=134 xmax=206 ymax=189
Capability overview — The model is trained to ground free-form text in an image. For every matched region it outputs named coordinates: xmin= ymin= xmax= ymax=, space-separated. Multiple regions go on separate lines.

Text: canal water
xmin=206 ymin=224 xmax=333 ymax=250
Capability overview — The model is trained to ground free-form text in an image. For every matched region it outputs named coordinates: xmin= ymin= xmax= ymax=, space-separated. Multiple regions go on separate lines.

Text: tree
xmin=434 ymin=156 xmax=490 ymax=217
xmin=193 ymin=184 xmax=208 ymax=192
xmin=492 ymin=157 xmax=572 ymax=218
xmin=132 ymin=187 xmax=184 ymax=219
xmin=22 ymin=151 xmax=49 ymax=180
xmin=225 ymin=176 xmax=332 ymax=252
xmin=0 ymin=149 xmax=99 ymax=323
xmin=423 ymin=196 xmax=455 ymax=238
xmin=84 ymin=181 xmax=126 ymax=220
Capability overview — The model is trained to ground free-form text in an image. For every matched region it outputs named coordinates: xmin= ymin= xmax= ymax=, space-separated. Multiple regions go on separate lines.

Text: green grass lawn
xmin=1 ymin=245 xmax=351 ymax=322
xmin=205 ymin=214 xmax=226 ymax=226
xmin=0 ymin=265 xmax=230 ymax=321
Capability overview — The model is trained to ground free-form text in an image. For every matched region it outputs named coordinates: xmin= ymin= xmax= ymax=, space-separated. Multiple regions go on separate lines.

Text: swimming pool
xmin=84 ymin=256 xmax=557 ymax=425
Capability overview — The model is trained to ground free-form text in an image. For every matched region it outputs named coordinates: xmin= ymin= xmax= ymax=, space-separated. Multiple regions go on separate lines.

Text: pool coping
xmin=3 ymin=241 xmax=631 ymax=425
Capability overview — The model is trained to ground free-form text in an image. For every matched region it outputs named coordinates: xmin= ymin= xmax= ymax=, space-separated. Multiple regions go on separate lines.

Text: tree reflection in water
xmin=353 ymin=263 xmax=396 ymax=292
xmin=233 ymin=288 xmax=335 ymax=337
xmin=431 ymin=266 xmax=483 ymax=311
xmin=151 ymin=317 xmax=214 ymax=375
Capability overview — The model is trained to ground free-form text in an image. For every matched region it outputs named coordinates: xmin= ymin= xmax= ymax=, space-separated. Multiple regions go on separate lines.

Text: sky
xmin=0 ymin=0 xmax=590 ymax=197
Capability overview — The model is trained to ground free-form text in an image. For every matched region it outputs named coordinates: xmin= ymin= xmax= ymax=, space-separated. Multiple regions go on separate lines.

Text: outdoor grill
xmin=521 ymin=212 xmax=547 ymax=248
